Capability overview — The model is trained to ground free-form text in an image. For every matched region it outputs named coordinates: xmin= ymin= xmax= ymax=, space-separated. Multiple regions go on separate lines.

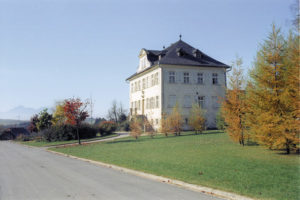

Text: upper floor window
xmin=212 ymin=73 xmax=218 ymax=85
xmin=142 ymin=78 xmax=145 ymax=90
xmin=131 ymin=83 xmax=134 ymax=93
xmin=151 ymin=74 xmax=154 ymax=86
xmin=154 ymin=72 xmax=159 ymax=85
xmin=197 ymin=73 xmax=203 ymax=84
xmin=169 ymin=71 xmax=175 ymax=83
xmin=183 ymin=72 xmax=190 ymax=84
xmin=138 ymin=80 xmax=141 ymax=91
xmin=134 ymin=82 xmax=137 ymax=92
xmin=146 ymin=76 xmax=149 ymax=88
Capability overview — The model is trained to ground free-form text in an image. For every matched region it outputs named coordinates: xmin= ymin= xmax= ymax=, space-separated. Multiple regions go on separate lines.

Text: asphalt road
xmin=0 ymin=141 xmax=223 ymax=200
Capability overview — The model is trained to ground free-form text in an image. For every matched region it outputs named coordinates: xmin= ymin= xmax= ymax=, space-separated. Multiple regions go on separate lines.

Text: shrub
xmin=130 ymin=117 xmax=142 ymax=139
xmin=41 ymin=124 xmax=97 ymax=142
xmin=78 ymin=124 xmax=97 ymax=139
xmin=118 ymin=120 xmax=130 ymax=131
xmin=99 ymin=121 xmax=117 ymax=136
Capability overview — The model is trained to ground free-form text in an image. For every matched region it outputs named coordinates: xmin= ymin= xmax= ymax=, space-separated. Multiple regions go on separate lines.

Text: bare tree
xmin=107 ymin=100 xmax=118 ymax=123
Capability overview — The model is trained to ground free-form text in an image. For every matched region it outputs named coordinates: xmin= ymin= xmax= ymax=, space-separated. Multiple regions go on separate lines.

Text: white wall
xmin=129 ymin=67 xmax=162 ymax=128
xmin=161 ymin=65 xmax=226 ymax=129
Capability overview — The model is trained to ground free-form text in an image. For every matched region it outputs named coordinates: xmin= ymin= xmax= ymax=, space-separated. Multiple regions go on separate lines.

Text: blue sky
xmin=0 ymin=0 xmax=296 ymax=119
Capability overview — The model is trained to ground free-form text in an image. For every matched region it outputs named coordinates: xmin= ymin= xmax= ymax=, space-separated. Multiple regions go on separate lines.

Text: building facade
xmin=126 ymin=39 xmax=230 ymax=129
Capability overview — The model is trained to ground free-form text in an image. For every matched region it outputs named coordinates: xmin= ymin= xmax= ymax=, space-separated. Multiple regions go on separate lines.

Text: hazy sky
xmin=0 ymin=0 xmax=296 ymax=118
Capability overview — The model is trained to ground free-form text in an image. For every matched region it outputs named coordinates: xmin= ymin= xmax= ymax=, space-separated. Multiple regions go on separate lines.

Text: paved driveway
xmin=0 ymin=141 xmax=223 ymax=200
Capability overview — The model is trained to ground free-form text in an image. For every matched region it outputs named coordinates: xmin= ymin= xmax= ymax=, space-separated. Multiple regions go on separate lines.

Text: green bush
xmin=41 ymin=124 xmax=97 ymax=142
xmin=99 ymin=121 xmax=117 ymax=136
xmin=117 ymin=120 xmax=130 ymax=131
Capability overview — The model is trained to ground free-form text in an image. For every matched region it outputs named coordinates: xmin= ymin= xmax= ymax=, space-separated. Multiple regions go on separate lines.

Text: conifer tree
xmin=222 ymin=57 xmax=247 ymax=145
xmin=246 ymin=25 xmax=299 ymax=153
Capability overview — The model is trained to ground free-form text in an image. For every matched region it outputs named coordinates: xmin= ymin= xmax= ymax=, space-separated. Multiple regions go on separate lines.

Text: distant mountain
xmin=0 ymin=106 xmax=47 ymax=120
xmin=0 ymin=119 xmax=29 ymax=127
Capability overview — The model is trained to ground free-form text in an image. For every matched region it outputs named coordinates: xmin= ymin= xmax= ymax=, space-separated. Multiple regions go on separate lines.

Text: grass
xmin=50 ymin=130 xmax=300 ymax=200
xmin=19 ymin=133 xmax=118 ymax=147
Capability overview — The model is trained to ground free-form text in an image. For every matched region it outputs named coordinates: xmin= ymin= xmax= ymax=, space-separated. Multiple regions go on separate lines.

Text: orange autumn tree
xmin=246 ymin=25 xmax=300 ymax=154
xmin=280 ymin=32 xmax=300 ymax=153
xmin=159 ymin=112 xmax=170 ymax=137
xmin=129 ymin=115 xmax=142 ymax=140
xmin=63 ymin=98 xmax=89 ymax=145
xmin=221 ymin=57 xmax=247 ymax=146
xmin=188 ymin=103 xmax=206 ymax=134
xmin=168 ymin=103 xmax=183 ymax=136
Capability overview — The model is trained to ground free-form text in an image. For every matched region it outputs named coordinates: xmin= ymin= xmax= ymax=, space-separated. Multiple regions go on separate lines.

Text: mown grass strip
xmin=50 ymin=131 xmax=300 ymax=200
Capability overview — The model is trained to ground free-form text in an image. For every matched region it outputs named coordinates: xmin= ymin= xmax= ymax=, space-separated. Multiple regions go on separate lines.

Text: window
xmin=197 ymin=96 xmax=205 ymax=108
xmin=134 ymin=82 xmax=137 ymax=92
xmin=150 ymin=97 xmax=155 ymax=109
xmin=169 ymin=71 xmax=175 ymax=83
xmin=212 ymin=73 xmax=218 ymax=85
xmin=131 ymin=102 xmax=133 ymax=109
xmin=156 ymin=119 xmax=159 ymax=125
xmin=146 ymin=76 xmax=149 ymax=88
xmin=185 ymin=118 xmax=188 ymax=124
xmin=146 ymin=98 xmax=149 ymax=109
xmin=197 ymin=73 xmax=203 ymax=84
xmin=131 ymin=83 xmax=134 ymax=93
xmin=212 ymin=96 xmax=218 ymax=108
xmin=183 ymin=95 xmax=192 ymax=108
xmin=154 ymin=72 xmax=159 ymax=85
xmin=151 ymin=74 xmax=154 ymax=86
xmin=155 ymin=96 xmax=159 ymax=108
xmin=168 ymin=95 xmax=176 ymax=107
xmin=138 ymin=80 xmax=141 ymax=91
xmin=138 ymin=100 xmax=141 ymax=110
xmin=142 ymin=78 xmax=145 ymax=89
xmin=183 ymin=72 xmax=190 ymax=84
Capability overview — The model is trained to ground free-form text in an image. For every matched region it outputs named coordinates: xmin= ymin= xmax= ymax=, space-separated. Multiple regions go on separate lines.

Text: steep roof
xmin=126 ymin=39 xmax=229 ymax=81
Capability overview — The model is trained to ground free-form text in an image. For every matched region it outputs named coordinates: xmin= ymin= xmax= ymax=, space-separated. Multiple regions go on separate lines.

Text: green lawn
xmin=50 ymin=131 xmax=300 ymax=200
xmin=20 ymin=133 xmax=118 ymax=147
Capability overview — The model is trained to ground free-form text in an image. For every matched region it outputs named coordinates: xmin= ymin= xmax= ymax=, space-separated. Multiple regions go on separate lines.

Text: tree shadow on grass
xmin=274 ymin=149 xmax=300 ymax=156
xmin=106 ymin=130 xmax=224 ymax=145
xmin=246 ymin=141 xmax=259 ymax=146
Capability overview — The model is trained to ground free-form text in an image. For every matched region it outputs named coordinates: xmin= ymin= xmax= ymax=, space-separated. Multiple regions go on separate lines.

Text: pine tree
xmin=222 ymin=57 xmax=247 ymax=145
xmin=246 ymin=25 xmax=299 ymax=153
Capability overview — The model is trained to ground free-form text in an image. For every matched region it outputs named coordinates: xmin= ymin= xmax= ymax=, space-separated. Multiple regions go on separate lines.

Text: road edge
xmin=46 ymin=149 xmax=254 ymax=200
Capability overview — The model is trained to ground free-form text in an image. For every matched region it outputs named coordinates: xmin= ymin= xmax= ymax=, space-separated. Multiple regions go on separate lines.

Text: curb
xmin=46 ymin=149 xmax=254 ymax=200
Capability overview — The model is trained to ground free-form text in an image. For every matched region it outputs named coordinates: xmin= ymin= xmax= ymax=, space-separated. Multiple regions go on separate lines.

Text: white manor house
xmin=126 ymin=38 xmax=230 ymax=129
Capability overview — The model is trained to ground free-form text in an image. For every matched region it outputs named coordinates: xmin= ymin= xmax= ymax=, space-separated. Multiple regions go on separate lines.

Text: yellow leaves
xmin=246 ymin=26 xmax=300 ymax=153
xmin=189 ymin=103 xmax=206 ymax=134
xmin=222 ymin=57 xmax=247 ymax=145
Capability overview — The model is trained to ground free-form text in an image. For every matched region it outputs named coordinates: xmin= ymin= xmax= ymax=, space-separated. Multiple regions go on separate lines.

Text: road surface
xmin=0 ymin=141 xmax=223 ymax=200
